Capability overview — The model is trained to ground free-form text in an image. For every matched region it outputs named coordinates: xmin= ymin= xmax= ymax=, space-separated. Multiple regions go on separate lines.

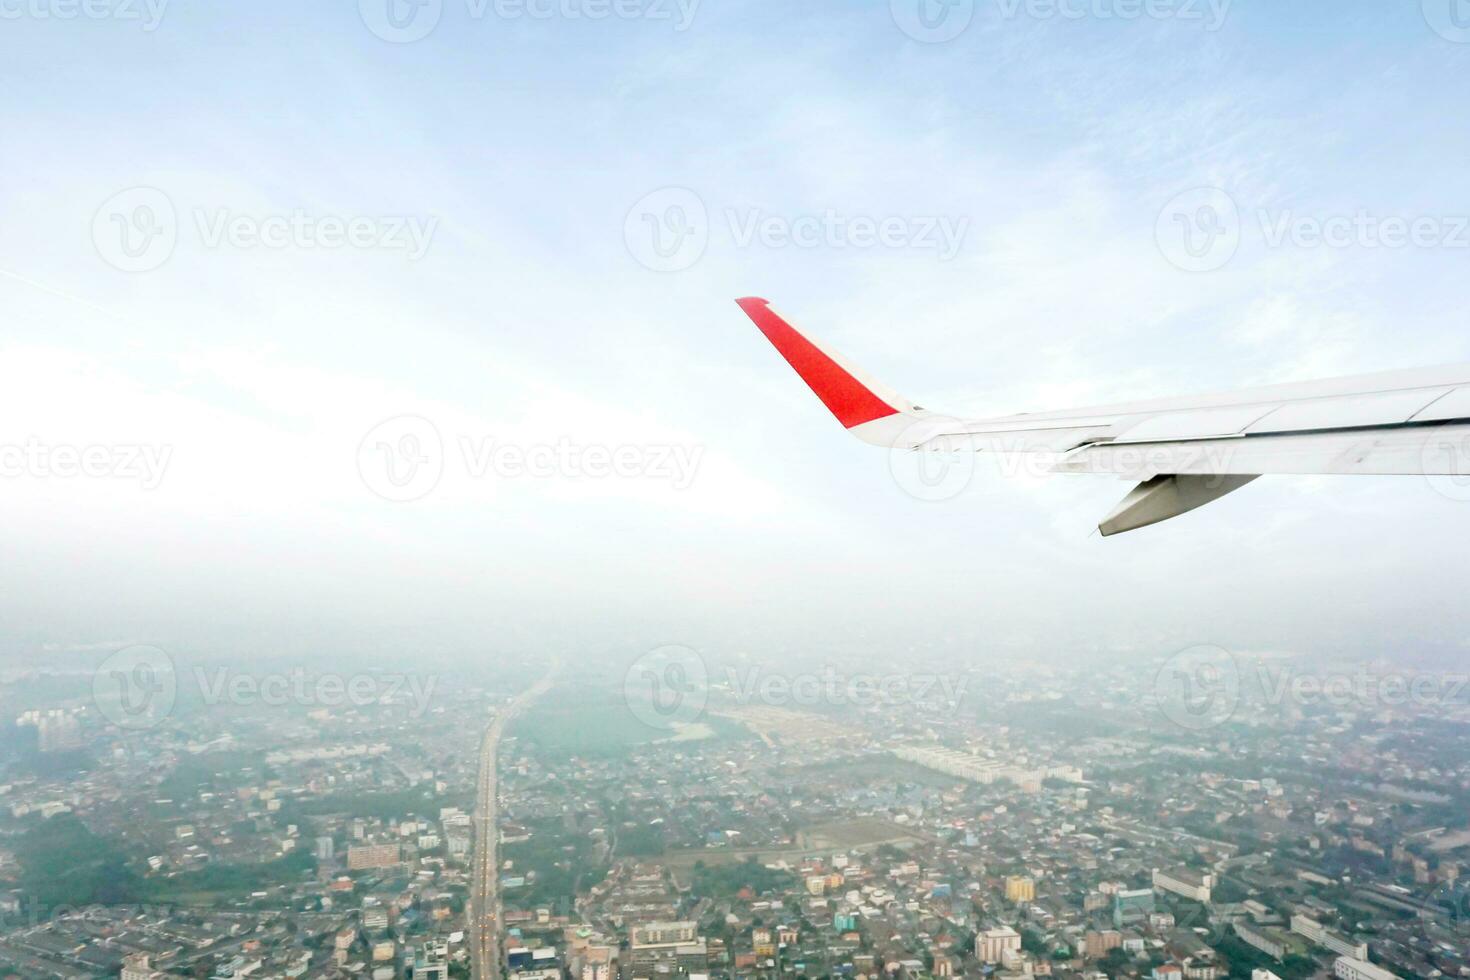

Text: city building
xmin=630 ymin=920 xmax=702 ymax=973
xmin=413 ymin=940 xmax=449 ymax=980
xmin=893 ymin=745 xmax=1078 ymax=790
xmin=16 ymin=709 xmax=83 ymax=753
xmin=1084 ymin=929 xmax=1122 ymax=959
xmin=347 ymin=842 xmax=402 ymax=870
xmin=121 ymin=953 xmax=180 ymax=980
xmin=1114 ymin=888 xmax=1156 ymax=928
xmin=581 ymin=945 xmax=615 ymax=980
xmin=630 ymin=921 xmax=698 ymax=947
xmin=1290 ymin=914 xmax=1368 ymax=960
xmin=1153 ymin=867 xmax=1215 ymax=903
xmin=1004 ymin=875 xmax=1036 ymax=903
xmin=975 ymin=926 xmax=1021 ymax=964
xmin=1234 ymin=922 xmax=1290 ymax=961
xmin=1333 ymin=957 xmax=1400 ymax=980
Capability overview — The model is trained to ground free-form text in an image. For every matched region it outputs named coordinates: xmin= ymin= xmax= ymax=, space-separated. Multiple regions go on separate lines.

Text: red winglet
xmin=735 ymin=297 xmax=901 ymax=429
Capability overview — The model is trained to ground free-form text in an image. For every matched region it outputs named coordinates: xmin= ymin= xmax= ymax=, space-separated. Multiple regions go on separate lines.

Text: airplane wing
xmin=735 ymin=297 xmax=1470 ymax=536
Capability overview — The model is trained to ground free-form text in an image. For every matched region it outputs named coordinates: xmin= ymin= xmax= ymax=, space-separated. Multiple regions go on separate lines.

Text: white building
xmin=121 ymin=954 xmax=179 ymax=980
xmin=975 ymin=926 xmax=1022 ymax=964
xmin=893 ymin=745 xmax=1076 ymax=790
xmin=414 ymin=941 xmax=450 ymax=980
xmin=1153 ymin=867 xmax=1214 ymax=903
xmin=1333 ymin=957 xmax=1399 ymax=980
xmin=630 ymin=921 xmax=698 ymax=947
xmin=1290 ymin=914 xmax=1368 ymax=960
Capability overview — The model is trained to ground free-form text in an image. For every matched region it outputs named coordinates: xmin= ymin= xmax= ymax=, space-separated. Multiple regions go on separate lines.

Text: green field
xmin=513 ymin=684 xmax=748 ymax=757
xmin=12 ymin=814 xmax=140 ymax=909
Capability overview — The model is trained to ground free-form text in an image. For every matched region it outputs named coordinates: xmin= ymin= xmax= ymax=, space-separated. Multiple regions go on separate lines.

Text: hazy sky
xmin=2 ymin=0 xmax=1468 ymax=666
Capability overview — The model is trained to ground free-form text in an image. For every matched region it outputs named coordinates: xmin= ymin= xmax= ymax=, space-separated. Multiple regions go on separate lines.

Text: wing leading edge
xmin=734 ymin=297 xmax=1470 ymax=535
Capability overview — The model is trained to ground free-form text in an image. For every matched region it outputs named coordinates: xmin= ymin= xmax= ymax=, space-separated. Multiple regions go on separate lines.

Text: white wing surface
xmin=735 ymin=298 xmax=1470 ymax=535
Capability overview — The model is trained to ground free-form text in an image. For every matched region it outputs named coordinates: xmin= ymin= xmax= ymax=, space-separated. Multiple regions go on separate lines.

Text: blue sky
xmin=2 ymin=0 xmax=1469 ymax=667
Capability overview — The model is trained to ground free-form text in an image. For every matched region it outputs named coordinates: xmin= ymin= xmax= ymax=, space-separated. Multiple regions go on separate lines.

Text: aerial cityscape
xmin=5 ymin=1 xmax=1470 ymax=980
xmin=2 ymin=648 xmax=1468 ymax=979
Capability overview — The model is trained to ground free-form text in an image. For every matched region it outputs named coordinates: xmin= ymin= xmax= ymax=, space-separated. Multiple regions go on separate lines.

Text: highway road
xmin=470 ymin=666 xmax=558 ymax=980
